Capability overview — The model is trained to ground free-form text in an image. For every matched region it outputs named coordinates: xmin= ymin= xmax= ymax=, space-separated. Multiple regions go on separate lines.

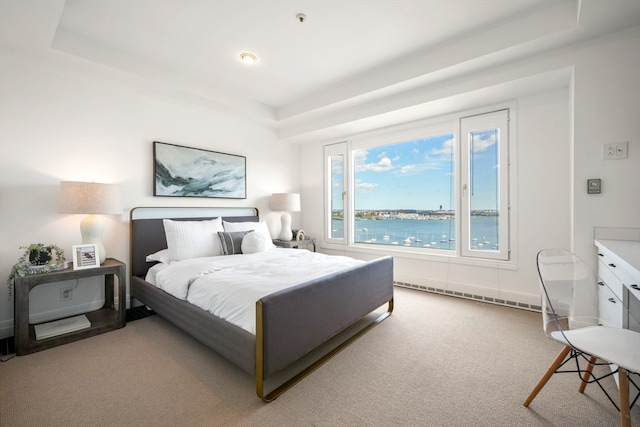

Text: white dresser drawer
xmin=597 ymin=279 xmax=623 ymax=328
xmin=597 ymin=248 xmax=639 ymax=289
xmin=598 ymin=259 xmax=625 ymax=301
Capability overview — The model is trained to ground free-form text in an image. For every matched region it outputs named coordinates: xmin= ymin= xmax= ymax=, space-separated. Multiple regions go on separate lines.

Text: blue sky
xmin=352 ymin=134 xmax=455 ymax=210
xmin=333 ymin=131 xmax=499 ymax=211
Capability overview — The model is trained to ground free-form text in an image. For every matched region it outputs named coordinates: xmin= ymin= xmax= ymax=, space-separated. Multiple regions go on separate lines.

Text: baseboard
xmin=394 ymin=281 xmax=542 ymax=312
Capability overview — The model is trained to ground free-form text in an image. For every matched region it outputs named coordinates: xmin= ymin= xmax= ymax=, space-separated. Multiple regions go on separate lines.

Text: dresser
xmin=595 ymin=239 xmax=640 ymax=331
xmin=594 ymin=238 xmax=640 ymax=398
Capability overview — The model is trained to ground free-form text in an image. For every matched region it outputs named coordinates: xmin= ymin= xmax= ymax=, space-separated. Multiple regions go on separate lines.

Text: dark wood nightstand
xmin=14 ymin=258 xmax=126 ymax=355
xmin=273 ymin=238 xmax=316 ymax=252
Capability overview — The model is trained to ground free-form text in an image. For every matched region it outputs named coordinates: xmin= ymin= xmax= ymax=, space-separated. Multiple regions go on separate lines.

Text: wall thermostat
xmin=587 ymin=178 xmax=601 ymax=194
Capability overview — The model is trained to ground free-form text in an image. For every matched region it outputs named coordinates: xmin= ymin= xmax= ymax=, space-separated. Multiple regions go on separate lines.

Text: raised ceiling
xmin=1 ymin=0 xmax=639 ymax=143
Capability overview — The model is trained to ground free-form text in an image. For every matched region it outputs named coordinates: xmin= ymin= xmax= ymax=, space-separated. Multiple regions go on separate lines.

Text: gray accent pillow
xmin=218 ymin=230 xmax=253 ymax=255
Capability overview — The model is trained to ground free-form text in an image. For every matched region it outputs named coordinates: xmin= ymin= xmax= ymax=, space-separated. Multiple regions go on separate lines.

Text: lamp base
xmin=80 ymin=214 xmax=106 ymax=264
xmin=279 ymin=211 xmax=293 ymax=241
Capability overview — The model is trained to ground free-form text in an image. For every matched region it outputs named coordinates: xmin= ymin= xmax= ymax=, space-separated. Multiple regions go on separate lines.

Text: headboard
xmin=130 ymin=206 xmax=259 ymax=277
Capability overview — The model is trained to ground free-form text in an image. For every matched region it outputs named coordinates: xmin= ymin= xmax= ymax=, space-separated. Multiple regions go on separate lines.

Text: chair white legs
xmin=523 ymin=345 xmax=571 ymax=407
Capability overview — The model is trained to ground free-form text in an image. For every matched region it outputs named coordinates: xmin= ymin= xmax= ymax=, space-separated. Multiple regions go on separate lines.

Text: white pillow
xmin=223 ymin=220 xmax=275 ymax=249
xmin=146 ymin=248 xmax=170 ymax=264
xmin=163 ymin=217 xmax=224 ymax=262
xmin=241 ymin=231 xmax=269 ymax=254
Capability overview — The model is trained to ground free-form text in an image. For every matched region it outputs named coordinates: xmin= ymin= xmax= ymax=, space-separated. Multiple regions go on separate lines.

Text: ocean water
xmin=331 ymin=216 xmax=500 ymax=251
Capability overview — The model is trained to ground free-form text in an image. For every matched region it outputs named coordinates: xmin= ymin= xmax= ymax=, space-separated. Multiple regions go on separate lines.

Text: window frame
xmin=324 ymin=142 xmax=348 ymax=245
xmin=323 ymin=105 xmax=515 ymax=264
xmin=460 ymin=109 xmax=510 ymax=260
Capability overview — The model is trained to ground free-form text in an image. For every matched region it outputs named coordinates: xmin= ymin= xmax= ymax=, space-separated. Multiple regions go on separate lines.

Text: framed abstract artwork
xmin=153 ymin=141 xmax=246 ymax=199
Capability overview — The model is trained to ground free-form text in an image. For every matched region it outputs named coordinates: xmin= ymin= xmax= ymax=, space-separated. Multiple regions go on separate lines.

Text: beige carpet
xmin=1 ymin=287 xmax=638 ymax=427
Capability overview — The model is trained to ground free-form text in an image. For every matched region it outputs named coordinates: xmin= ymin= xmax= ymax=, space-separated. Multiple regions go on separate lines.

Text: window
xmin=324 ymin=109 xmax=511 ymax=261
xmin=460 ymin=110 xmax=510 ymax=260
xmin=353 ymin=134 xmax=455 ymax=250
xmin=324 ymin=143 xmax=347 ymax=244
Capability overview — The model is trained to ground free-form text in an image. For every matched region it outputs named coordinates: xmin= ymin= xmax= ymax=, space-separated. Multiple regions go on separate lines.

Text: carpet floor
xmin=1 ymin=287 xmax=637 ymax=426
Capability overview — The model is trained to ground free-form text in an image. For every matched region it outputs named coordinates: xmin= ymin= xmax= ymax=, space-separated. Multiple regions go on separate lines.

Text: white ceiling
xmin=1 ymin=0 xmax=639 ymax=143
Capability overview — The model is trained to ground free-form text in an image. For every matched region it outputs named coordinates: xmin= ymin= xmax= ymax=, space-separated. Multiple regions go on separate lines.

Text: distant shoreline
xmin=332 ymin=209 xmax=499 ymax=221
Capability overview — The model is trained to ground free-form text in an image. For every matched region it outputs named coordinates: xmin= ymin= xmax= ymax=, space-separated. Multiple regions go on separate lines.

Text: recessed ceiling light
xmin=240 ymin=53 xmax=257 ymax=64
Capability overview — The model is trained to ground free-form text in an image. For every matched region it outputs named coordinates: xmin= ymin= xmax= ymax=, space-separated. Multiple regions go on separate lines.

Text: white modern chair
xmin=523 ymin=249 xmax=640 ymax=427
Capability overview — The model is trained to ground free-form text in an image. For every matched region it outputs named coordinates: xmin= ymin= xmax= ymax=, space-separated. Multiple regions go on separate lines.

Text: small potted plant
xmin=7 ymin=243 xmax=65 ymax=297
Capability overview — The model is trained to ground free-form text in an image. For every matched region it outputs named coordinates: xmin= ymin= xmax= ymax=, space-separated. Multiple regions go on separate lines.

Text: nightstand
xmin=14 ymin=258 xmax=126 ymax=355
xmin=273 ymin=238 xmax=316 ymax=252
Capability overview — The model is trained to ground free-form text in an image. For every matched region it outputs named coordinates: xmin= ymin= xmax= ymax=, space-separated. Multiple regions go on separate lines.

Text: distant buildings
xmin=352 ymin=209 xmax=498 ymax=220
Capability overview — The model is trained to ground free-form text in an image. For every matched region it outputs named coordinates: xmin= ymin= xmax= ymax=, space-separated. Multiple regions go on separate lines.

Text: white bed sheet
xmin=149 ymin=249 xmax=364 ymax=334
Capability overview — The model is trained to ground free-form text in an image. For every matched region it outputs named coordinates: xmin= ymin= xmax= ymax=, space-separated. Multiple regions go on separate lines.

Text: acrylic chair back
xmin=536 ymin=249 xmax=603 ymax=347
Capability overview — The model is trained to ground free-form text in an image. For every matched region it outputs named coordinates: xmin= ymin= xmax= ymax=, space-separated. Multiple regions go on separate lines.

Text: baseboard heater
xmin=394 ymin=281 xmax=541 ymax=312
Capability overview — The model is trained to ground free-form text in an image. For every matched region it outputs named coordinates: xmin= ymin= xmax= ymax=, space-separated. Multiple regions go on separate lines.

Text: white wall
xmin=0 ymin=47 xmax=300 ymax=338
xmin=1 ymin=26 xmax=638 ymax=339
xmin=299 ymin=26 xmax=640 ymax=307
xmin=572 ymin=27 xmax=640 ymax=259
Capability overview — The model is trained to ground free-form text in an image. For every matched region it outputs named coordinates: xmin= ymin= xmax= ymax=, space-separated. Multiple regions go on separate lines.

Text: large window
xmin=324 ymin=109 xmax=511 ymax=261
xmin=353 ymin=134 xmax=455 ymax=250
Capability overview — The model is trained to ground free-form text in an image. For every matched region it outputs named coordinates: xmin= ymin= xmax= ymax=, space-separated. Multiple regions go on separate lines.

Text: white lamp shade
xmin=59 ymin=181 xmax=122 ymax=264
xmin=270 ymin=193 xmax=301 ymax=212
xmin=59 ymin=181 xmax=123 ymax=214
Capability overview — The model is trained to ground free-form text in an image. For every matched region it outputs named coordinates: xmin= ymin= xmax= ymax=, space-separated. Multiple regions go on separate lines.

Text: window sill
xmin=319 ymin=242 xmax=518 ymax=270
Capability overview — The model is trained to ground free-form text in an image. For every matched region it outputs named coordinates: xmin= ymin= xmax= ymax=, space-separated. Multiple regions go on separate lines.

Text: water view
xmin=332 ymin=212 xmax=500 ymax=251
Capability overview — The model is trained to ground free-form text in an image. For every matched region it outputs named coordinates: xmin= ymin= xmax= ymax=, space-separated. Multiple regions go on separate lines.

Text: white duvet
xmin=147 ymin=249 xmax=364 ymax=334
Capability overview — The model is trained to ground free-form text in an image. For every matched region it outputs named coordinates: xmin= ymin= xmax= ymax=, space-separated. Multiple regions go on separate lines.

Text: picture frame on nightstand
xmin=72 ymin=244 xmax=100 ymax=270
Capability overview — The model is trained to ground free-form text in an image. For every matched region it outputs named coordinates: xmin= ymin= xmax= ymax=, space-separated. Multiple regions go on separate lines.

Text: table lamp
xmin=59 ymin=181 xmax=123 ymax=264
xmin=270 ymin=193 xmax=300 ymax=241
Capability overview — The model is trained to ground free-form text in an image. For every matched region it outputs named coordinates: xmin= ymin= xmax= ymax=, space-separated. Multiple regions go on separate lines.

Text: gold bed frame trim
xmin=255 ymin=298 xmax=394 ymax=402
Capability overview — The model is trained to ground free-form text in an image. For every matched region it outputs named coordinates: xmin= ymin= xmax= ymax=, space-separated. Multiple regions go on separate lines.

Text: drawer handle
xmin=597 ymin=281 xmax=604 ymax=286
xmin=631 ymin=284 xmax=639 ymax=291
xmin=608 ymin=298 xmax=616 ymax=304
xmin=608 ymin=263 xmax=616 ymax=268
xmin=598 ymin=253 xmax=604 ymax=257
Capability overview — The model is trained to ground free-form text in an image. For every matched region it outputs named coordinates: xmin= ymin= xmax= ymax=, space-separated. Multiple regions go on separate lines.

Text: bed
xmin=129 ymin=206 xmax=394 ymax=401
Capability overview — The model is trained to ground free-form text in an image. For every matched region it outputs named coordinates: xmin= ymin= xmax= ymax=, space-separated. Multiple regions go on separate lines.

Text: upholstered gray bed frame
xmin=129 ymin=207 xmax=394 ymax=401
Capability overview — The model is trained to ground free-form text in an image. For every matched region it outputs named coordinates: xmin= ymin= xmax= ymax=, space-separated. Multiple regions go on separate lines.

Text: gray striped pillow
xmin=217 ymin=230 xmax=253 ymax=255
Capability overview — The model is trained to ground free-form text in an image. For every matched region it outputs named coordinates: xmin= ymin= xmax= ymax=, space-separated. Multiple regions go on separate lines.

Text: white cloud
xmin=356 ymin=155 xmax=394 ymax=173
xmin=355 ymin=179 xmax=378 ymax=193
xmin=472 ymin=133 xmax=496 ymax=152
xmin=428 ymin=137 xmax=454 ymax=156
